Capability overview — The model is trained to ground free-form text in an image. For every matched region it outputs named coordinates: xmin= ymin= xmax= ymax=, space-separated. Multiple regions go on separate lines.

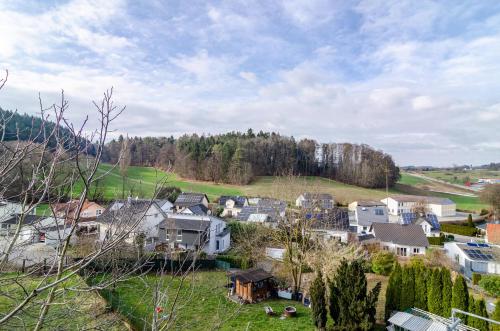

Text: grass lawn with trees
xmin=0 ymin=274 xmax=123 ymax=330
xmin=92 ymin=271 xmax=313 ymax=331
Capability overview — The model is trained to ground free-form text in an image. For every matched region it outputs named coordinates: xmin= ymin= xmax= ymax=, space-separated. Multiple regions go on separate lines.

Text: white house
xmin=174 ymin=193 xmax=209 ymax=212
xmin=399 ymin=213 xmax=441 ymax=237
xmin=381 ymin=195 xmax=456 ymax=217
xmin=295 ymin=193 xmax=334 ymax=210
xmin=308 ymin=208 xmax=351 ymax=243
xmin=159 ymin=214 xmax=230 ymax=254
xmin=218 ymin=196 xmax=248 ymax=217
xmin=444 ymin=242 xmax=500 ymax=278
xmin=348 ymin=200 xmax=386 ymax=212
xmin=97 ymin=199 xmax=168 ymax=250
xmin=352 ymin=204 xmax=388 ymax=234
xmin=0 ymin=200 xmax=23 ymax=220
xmin=371 ymin=223 xmax=428 ymax=257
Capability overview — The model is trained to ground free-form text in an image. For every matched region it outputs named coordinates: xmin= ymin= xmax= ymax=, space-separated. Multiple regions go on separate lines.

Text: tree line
xmin=102 ymin=129 xmax=400 ymax=188
xmin=386 ymin=262 xmax=490 ymax=331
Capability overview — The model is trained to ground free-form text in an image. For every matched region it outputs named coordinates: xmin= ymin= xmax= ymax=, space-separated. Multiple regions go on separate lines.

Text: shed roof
xmin=232 ymin=268 xmax=273 ymax=284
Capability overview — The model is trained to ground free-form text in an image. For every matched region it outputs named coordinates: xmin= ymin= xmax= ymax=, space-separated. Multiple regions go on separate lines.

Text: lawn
xmin=0 ymin=273 xmax=123 ymax=330
xmin=91 ymin=271 xmax=314 ymax=331
xmin=398 ymin=173 xmax=431 ymax=186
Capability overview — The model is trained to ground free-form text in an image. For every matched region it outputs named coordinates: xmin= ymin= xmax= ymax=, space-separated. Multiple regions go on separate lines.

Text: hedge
xmin=440 ymin=223 xmax=478 ymax=236
xmin=216 ymin=255 xmax=252 ymax=269
xmin=478 ymin=275 xmax=500 ymax=297
xmin=427 ymin=236 xmax=444 ymax=246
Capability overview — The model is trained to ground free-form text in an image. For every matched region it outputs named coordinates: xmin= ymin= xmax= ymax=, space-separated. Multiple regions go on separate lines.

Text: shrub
xmin=441 ymin=223 xmax=478 ymax=236
xmin=472 ymin=273 xmax=482 ymax=285
xmin=428 ymin=236 xmax=444 ymax=246
xmin=480 ymin=209 xmax=490 ymax=216
xmin=478 ymin=275 xmax=500 ymax=297
xmin=371 ymin=251 xmax=396 ymax=275
xmin=216 ymin=254 xmax=252 ymax=269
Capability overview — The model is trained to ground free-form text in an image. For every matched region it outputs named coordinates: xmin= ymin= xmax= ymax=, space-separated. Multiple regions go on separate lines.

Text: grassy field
xmin=0 ymin=274 xmax=123 ymax=330
xmin=91 ymin=271 xmax=387 ymax=331
xmin=59 ymin=163 xmax=487 ymax=212
xmin=416 ymin=169 xmax=500 ymax=185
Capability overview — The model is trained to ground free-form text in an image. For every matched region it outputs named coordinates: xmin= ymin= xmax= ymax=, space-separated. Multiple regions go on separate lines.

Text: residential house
xmin=229 ymin=268 xmax=274 ymax=303
xmin=399 ymin=212 xmax=441 ymax=237
xmin=348 ymin=200 xmax=386 ymax=212
xmin=159 ymin=214 xmax=230 ymax=254
xmin=52 ymin=199 xmax=105 ymax=220
xmin=179 ymin=204 xmax=210 ymax=216
xmin=352 ymin=204 xmax=388 ymax=234
xmin=0 ymin=200 xmax=23 ymax=220
xmin=370 ymin=223 xmax=428 ymax=257
xmin=237 ymin=198 xmax=286 ymax=224
xmin=444 ymin=242 xmax=500 ymax=278
xmin=486 ymin=223 xmax=500 ymax=244
xmin=96 ymin=199 xmax=167 ymax=250
xmin=295 ymin=193 xmax=334 ymax=210
xmin=308 ymin=208 xmax=351 ymax=243
xmin=174 ymin=193 xmax=209 ymax=212
xmin=218 ymin=196 xmax=249 ymax=217
xmin=381 ymin=195 xmax=456 ymax=217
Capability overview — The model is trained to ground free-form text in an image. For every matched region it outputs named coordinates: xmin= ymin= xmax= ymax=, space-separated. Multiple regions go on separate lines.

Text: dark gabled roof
xmin=309 ymin=208 xmax=350 ymax=231
xmin=257 ymin=198 xmax=286 ymax=211
xmin=232 ymin=268 xmax=273 ymax=284
xmin=183 ymin=204 xmax=209 ymax=215
xmin=372 ymin=223 xmax=429 ymax=247
xmin=96 ymin=200 xmax=163 ymax=225
xmin=415 ymin=214 xmax=440 ymax=231
xmin=301 ymin=192 xmax=333 ymax=200
xmin=1 ymin=214 xmax=44 ymax=225
xmin=174 ymin=193 xmax=209 ymax=207
xmin=219 ymin=196 xmax=247 ymax=207
xmin=160 ymin=216 xmax=211 ymax=232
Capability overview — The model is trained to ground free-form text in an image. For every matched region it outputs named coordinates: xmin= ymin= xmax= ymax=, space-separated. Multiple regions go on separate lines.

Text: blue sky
xmin=0 ymin=0 xmax=499 ymax=166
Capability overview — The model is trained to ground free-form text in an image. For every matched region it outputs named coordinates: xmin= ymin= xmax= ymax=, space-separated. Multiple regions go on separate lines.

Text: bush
xmin=479 ymin=275 xmax=500 ymax=297
xmin=371 ymin=251 xmax=396 ymax=275
xmin=480 ymin=209 xmax=490 ymax=216
xmin=428 ymin=236 xmax=445 ymax=246
xmin=472 ymin=273 xmax=482 ymax=285
xmin=441 ymin=223 xmax=478 ymax=236
xmin=216 ymin=254 xmax=252 ymax=269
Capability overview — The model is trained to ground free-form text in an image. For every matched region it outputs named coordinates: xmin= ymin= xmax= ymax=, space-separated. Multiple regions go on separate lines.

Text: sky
xmin=0 ymin=0 xmax=499 ymax=167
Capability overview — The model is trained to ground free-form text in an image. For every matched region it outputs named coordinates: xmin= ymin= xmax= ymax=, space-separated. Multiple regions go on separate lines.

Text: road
xmin=407 ymin=172 xmax=478 ymax=196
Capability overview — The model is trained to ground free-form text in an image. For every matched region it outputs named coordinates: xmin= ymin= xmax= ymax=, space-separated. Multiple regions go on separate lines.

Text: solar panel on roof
xmin=479 ymin=243 xmax=490 ymax=248
xmin=467 ymin=243 xmax=479 ymax=247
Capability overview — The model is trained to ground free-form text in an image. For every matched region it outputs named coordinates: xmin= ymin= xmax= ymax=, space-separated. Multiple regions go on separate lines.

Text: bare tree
xmin=480 ymin=184 xmax=500 ymax=220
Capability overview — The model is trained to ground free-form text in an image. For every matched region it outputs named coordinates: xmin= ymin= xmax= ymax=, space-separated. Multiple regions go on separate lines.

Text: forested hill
xmin=0 ymin=108 xmax=95 ymax=154
xmin=103 ymin=130 xmax=400 ymax=189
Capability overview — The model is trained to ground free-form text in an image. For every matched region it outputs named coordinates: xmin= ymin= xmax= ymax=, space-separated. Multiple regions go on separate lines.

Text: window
xmin=216 ymin=240 xmax=220 ymax=250
xmin=176 ymin=229 xmax=182 ymax=242
xmin=96 ymin=209 xmax=102 ymax=216
xmin=1 ymin=224 xmax=8 ymax=229
xmin=396 ymin=247 xmax=407 ymax=256
xmin=375 ymin=209 xmax=384 ymax=215
xmin=413 ymin=248 xmax=420 ymax=254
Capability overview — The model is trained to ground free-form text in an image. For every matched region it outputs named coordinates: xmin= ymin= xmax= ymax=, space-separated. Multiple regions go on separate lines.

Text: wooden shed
xmin=230 ymin=268 xmax=274 ymax=303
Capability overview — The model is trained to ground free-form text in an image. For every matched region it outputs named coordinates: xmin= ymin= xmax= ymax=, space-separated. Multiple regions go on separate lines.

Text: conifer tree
xmin=310 ymin=271 xmax=327 ymax=330
xmin=441 ymin=268 xmax=453 ymax=317
xmin=400 ymin=266 xmax=415 ymax=310
xmin=385 ymin=262 xmax=402 ymax=320
xmin=468 ymin=295 xmax=477 ymax=329
xmin=475 ymin=298 xmax=489 ymax=331
xmin=492 ymin=299 xmax=500 ymax=331
xmin=414 ymin=267 xmax=427 ymax=310
xmin=329 ymin=259 xmax=381 ymax=330
xmin=451 ymin=275 xmax=469 ymax=324
xmin=428 ymin=268 xmax=443 ymax=315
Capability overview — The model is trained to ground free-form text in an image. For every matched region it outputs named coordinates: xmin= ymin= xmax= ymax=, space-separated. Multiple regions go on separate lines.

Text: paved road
xmin=406 ymin=172 xmax=478 ymax=196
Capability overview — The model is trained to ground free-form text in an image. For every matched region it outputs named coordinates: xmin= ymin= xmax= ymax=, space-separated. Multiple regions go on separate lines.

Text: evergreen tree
xmin=492 ymin=299 xmax=500 ymax=331
xmin=451 ymin=275 xmax=469 ymax=324
xmin=400 ymin=266 xmax=415 ymax=310
xmin=310 ymin=271 xmax=327 ymax=330
xmin=467 ymin=214 xmax=474 ymax=227
xmin=441 ymin=268 xmax=453 ymax=317
xmin=475 ymin=298 xmax=489 ymax=331
xmin=428 ymin=268 xmax=443 ymax=315
xmin=329 ymin=259 xmax=381 ymax=330
xmin=385 ymin=262 xmax=402 ymax=320
xmin=414 ymin=267 xmax=427 ymax=310
xmin=468 ymin=295 xmax=477 ymax=329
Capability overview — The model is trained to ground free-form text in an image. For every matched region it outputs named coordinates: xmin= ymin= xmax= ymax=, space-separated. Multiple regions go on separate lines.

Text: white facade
xmin=220 ymin=198 xmax=248 ymax=217
xmin=418 ymin=219 xmax=440 ymax=237
xmin=381 ymin=197 xmax=456 ymax=217
xmin=444 ymin=242 xmax=500 ymax=278
xmin=311 ymin=229 xmax=350 ymax=243
xmin=380 ymin=242 xmax=426 ymax=257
